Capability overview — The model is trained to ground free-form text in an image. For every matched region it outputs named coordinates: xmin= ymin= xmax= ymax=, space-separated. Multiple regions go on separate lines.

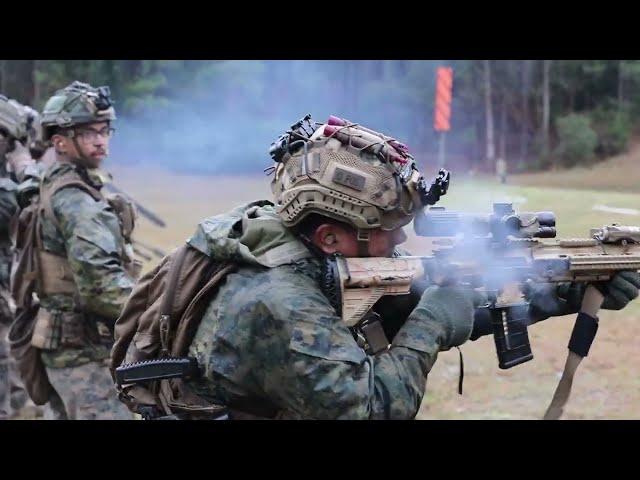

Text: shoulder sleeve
xmin=51 ymin=186 xmax=134 ymax=320
xmin=206 ymin=266 xmax=446 ymax=420
xmin=0 ymin=179 xmax=18 ymax=231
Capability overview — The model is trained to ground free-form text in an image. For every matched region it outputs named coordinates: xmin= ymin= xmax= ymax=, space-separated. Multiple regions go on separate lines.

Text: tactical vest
xmin=40 ymin=171 xmax=140 ymax=287
xmin=13 ymin=168 xmax=141 ymax=351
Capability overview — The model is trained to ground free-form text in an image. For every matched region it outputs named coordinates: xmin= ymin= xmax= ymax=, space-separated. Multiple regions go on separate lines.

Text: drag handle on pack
xmin=488 ymin=303 xmax=534 ymax=369
xmin=114 ymin=357 xmax=199 ymax=385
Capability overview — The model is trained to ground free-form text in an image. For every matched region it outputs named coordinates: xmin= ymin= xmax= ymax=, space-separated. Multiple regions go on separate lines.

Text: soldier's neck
xmin=55 ymin=153 xmax=87 ymax=171
xmin=56 ymin=152 xmax=76 ymax=164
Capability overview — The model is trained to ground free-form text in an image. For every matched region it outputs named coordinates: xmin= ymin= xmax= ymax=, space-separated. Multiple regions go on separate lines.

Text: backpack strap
xmin=10 ymin=202 xmax=41 ymax=308
xmin=158 ymin=244 xmax=189 ymax=356
xmin=40 ymin=173 xmax=103 ymax=233
xmin=171 ymin=262 xmax=237 ymax=357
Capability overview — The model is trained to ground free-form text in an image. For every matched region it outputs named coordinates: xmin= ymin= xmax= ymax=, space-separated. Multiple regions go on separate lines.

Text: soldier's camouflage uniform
xmin=186 ymin=202 xmax=472 ymax=420
xmin=37 ymin=161 xmax=135 ymax=419
xmin=0 ymin=174 xmax=18 ymax=419
xmin=1 ymin=144 xmax=56 ymax=419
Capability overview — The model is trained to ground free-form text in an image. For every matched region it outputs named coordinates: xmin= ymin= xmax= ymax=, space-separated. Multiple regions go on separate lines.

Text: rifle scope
xmin=414 ymin=202 xmax=556 ymax=241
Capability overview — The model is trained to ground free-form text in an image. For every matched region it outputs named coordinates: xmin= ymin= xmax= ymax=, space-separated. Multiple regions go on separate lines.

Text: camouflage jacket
xmin=186 ymin=202 xmax=462 ymax=420
xmin=38 ymin=161 xmax=136 ymax=368
xmin=0 ymin=175 xmax=17 ymax=324
xmin=0 ymin=175 xmax=17 ymax=256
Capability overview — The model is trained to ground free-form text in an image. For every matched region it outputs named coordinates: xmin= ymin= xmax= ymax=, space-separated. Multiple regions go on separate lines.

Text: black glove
xmin=412 ymin=285 xmax=488 ymax=348
xmin=469 ymin=271 xmax=640 ymax=341
xmin=526 ymin=270 xmax=640 ymax=324
xmin=596 ymin=271 xmax=640 ymax=310
xmin=470 ymin=307 xmax=493 ymax=341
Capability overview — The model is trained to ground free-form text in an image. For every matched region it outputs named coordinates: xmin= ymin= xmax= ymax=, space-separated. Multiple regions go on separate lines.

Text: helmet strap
xmin=69 ymin=132 xmax=93 ymax=167
xmin=296 ymin=232 xmax=326 ymax=260
xmin=356 ymin=229 xmax=371 ymax=257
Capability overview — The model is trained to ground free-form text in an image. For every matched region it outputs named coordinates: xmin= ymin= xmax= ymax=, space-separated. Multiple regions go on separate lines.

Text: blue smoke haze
xmin=108 ymin=60 xmax=477 ymax=177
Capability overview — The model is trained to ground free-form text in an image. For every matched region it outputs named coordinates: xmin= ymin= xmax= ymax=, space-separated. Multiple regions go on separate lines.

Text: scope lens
xmin=535 ymin=226 xmax=557 ymax=238
xmin=503 ymin=215 xmax=521 ymax=233
xmin=493 ymin=203 xmax=514 ymax=216
xmin=536 ymin=212 xmax=556 ymax=227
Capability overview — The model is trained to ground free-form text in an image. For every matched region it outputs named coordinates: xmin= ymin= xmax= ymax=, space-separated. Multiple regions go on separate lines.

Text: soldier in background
xmin=496 ymin=157 xmax=507 ymax=184
xmin=19 ymin=82 xmax=139 ymax=419
xmin=0 ymin=94 xmax=44 ymax=419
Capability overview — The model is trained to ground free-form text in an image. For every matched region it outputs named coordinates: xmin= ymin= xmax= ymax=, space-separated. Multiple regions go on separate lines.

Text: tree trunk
xmin=370 ymin=60 xmax=383 ymax=81
xmin=32 ymin=60 xmax=40 ymax=107
xmin=618 ymin=60 xmax=624 ymax=110
xmin=474 ymin=119 xmax=483 ymax=172
xmin=499 ymin=95 xmax=507 ymax=161
xmin=484 ymin=60 xmax=495 ymax=170
xmin=542 ymin=60 xmax=552 ymax=163
xmin=0 ymin=60 xmax=6 ymax=93
xmin=519 ymin=60 xmax=531 ymax=170
xmin=23 ymin=60 xmax=35 ymax=106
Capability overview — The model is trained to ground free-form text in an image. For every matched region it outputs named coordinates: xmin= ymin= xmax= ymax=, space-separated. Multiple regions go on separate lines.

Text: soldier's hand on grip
xmin=526 ymin=270 xmax=640 ymax=324
xmin=413 ymin=285 xmax=488 ymax=348
xmin=598 ymin=270 xmax=640 ymax=310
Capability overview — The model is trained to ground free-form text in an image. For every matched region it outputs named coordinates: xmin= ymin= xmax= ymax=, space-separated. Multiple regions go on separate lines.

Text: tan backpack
xmin=110 ymin=243 xmax=236 ymax=420
xmin=7 ymin=193 xmax=54 ymax=405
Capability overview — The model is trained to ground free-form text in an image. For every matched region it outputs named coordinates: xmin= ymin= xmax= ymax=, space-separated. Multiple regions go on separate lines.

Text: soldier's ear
xmin=51 ymin=134 xmax=67 ymax=153
xmin=313 ymin=223 xmax=360 ymax=256
xmin=313 ymin=224 xmax=341 ymax=254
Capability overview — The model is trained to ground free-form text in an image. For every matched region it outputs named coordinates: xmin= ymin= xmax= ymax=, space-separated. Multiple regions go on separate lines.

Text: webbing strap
xmin=543 ymin=285 xmax=604 ymax=420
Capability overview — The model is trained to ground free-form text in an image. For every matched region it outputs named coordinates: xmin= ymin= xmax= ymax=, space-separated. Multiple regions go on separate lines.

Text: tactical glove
xmin=412 ymin=285 xmax=488 ymax=348
xmin=526 ymin=270 xmax=640 ymax=324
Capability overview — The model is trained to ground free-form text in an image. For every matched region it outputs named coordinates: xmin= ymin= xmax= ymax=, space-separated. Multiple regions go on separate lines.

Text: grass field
xmin=512 ymin=139 xmax=640 ymax=193
xmin=110 ymin=163 xmax=640 ymax=420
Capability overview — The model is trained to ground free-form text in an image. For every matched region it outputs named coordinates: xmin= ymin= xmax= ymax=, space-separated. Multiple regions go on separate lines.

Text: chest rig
xmin=30 ymin=168 xmax=142 ymax=350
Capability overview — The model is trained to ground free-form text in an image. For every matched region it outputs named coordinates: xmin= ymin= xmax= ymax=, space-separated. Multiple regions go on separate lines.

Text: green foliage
xmin=2 ymin=59 xmax=640 ymax=174
xmin=555 ymin=114 xmax=598 ymax=167
xmin=590 ymin=104 xmax=632 ymax=157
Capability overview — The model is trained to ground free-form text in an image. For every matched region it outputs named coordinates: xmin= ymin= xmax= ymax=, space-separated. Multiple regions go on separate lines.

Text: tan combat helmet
xmin=270 ymin=114 xmax=450 ymax=238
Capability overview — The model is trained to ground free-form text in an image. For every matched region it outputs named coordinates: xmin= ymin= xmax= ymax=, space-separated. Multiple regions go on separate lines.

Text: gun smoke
xmin=108 ymin=60 xmax=475 ymax=176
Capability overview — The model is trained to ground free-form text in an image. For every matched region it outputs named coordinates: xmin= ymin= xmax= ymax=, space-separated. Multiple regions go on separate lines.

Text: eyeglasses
xmin=72 ymin=127 xmax=115 ymax=142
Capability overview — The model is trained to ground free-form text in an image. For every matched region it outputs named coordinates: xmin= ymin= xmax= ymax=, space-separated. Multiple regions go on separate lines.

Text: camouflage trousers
xmin=44 ymin=360 xmax=133 ymax=420
xmin=0 ymin=323 xmax=11 ymax=419
xmin=1 ymin=294 xmax=41 ymax=419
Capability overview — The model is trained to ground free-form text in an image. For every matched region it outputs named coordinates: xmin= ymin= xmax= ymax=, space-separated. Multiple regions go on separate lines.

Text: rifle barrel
xmin=103 ymin=183 xmax=167 ymax=228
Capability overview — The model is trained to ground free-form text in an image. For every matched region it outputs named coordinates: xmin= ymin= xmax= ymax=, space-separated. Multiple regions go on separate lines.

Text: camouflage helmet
xmin=0 ymin=94 xmax=35 ymax=141
xmin=23 ymin=106 xmax=47 ymax=159
xmin=270 ymin=115 xmax=449 ymax=233
xmin=40 ymin=81 xmax=116 ymax=141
